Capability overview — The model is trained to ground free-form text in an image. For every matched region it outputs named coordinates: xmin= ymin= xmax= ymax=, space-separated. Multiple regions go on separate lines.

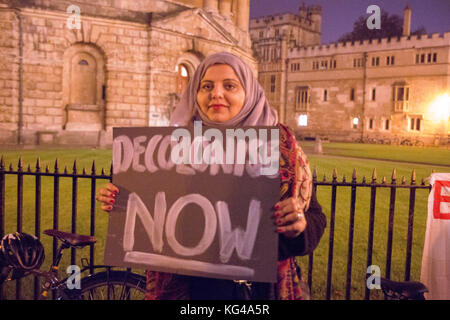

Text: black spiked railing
xmin=0 ymin=157 xmax=432 ymax=300
xmin=0 ymin=157 xmax=111 ymax=300
xmin=312 ymin=166 xmax=431 ymax=300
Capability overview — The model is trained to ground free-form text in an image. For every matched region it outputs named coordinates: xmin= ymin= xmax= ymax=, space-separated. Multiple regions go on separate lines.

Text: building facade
xmin=0 ymin=0 xmax=253 ymax=146
xmin=250 ymin=4 xmax=450 ymax=145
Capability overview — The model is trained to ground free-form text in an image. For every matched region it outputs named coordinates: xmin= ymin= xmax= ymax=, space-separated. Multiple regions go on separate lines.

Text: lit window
xmin=352 ymin=117 xmax=359 ymax=129
xmin=298 ymin=114 xmax=308 ymax=126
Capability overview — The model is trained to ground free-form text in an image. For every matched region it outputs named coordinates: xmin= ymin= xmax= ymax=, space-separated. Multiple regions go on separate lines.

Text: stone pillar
xmin=236 ymin=0 xmax=250 ymax=31
xmin=203 ymin=0 xmax=218 ymax=12
xmin=219 ymin=0 xmax=232 ymax=19
xmin=279 ymin=35 xmax=288 ymax=124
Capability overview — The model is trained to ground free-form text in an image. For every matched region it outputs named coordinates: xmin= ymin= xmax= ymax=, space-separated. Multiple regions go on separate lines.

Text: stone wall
xmin=0 ymin=0 xmax=254 ymax=147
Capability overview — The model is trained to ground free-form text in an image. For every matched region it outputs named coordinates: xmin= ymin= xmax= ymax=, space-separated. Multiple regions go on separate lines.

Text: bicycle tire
xmin=79 ymin=270 xmax=146 ymax=300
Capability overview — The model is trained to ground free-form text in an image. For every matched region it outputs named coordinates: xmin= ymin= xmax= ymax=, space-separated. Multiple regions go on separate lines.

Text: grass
xmin=300 ymin=141 xmax=450 ymax=166
xmin=0 ymin=144 xmax=449 ymax=300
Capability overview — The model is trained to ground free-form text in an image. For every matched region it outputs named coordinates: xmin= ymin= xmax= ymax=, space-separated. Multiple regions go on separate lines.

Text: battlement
xmin=289 ymin=32 xmax=450 ymax=58
xmin=250 ymin=12 xmax=313 ymax=28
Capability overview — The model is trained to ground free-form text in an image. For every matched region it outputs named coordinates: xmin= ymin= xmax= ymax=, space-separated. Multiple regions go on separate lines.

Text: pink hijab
xmin=169 ymin=52 xmax=278 ymax=127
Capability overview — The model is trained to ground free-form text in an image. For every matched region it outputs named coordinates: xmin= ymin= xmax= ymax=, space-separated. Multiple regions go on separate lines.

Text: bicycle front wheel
xmin=79 ymin=270 xmax=146 ymax=300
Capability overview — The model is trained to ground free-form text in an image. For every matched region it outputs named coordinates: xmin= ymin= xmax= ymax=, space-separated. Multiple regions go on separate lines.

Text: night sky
xmin=250 ymin=0 xmax=450 ymax=44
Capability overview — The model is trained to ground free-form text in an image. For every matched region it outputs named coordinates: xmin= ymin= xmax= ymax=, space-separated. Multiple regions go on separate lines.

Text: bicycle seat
xmin=44 ymin=229 xmax=96 ymax=248
xmin=380 ymin=277 xmax=428 ymax=300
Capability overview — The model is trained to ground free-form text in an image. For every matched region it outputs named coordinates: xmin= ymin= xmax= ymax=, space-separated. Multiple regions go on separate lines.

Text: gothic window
xmin=295 ymin=86 xmax=309 ymax=111
xmin=410 ymin=117 xmax=422 ymax=131
xmin=393 ymin=81 xmax=410 ymax=112
xmin=368 ymin=118 xmax=374 ymax=130
xmin=270 ymin=75 xmax=276 ymax=92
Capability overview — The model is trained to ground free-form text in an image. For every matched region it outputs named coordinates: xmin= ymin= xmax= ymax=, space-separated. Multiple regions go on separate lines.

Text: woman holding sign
xmin=96 ymin=52 xmax=326 ymax=300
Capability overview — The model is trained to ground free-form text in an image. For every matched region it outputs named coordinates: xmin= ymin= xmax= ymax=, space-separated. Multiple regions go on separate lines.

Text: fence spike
xmin=382 ymin=176 xmax=386 ymax=184
xmin=54 ymin=158 xmax=59 ymax=172
xmin=9 ymin=163 xmax=13 ymax=171
xmin=18 ymin=156 xmax=23 ymax=171
xmin=64 ymin=166 xmax=68 ymax=174
xmin=45 ymin=164 xmax=49 ymax=173
xmin=362 ymin=176 xmax=366 ymax=184
xmin=35 ymin=157 xmax=41 ymax=171
xmin=73 ymin=160 xmax=77 ymax=174
xmin=0 ymin=155 xmax=4 ymax=169
xmin=421 ymin=178 xmax=425 ymax=186
xmin=411 ymin=169 xmax=416 ymax=184
xmin=27 ymin=164 xmax=31 ymax=172
xmin=313 ymin=166 xmax=317 ymax=181
xmin=82 ymin=167 xmax=86 ymax=175
xmin=391 ymin=168 xmax=397 ymax=183
xmin=322 ymin=174 xmax=326 ymax=182
xmin=401 ymin=176 xmax=406 ymax=184
xmin=332 ymin=168 xmax=337 ymax=181
xmin=372 ymin=168 xmax=377 ymax=182
xmin=342 ymin=174 xmax=346 ymax=183
xmin=101 ymin=167 xmax=105 ymax=175
xmin=91 ymin=160 xmax=96 ymax=175
xmin=110 ymin=163 xmax=113 ymax=175
xmin=352 ymin=168 xmax=357 ymax=182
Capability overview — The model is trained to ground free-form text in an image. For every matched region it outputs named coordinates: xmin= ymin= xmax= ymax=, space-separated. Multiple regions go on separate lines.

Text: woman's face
xmin=197 ymin=64 xmax=246 ymax=123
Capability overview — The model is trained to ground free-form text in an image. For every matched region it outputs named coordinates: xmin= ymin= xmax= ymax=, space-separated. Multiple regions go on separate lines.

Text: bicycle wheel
xmin=79 ymin=270 xmax=146 ymax=300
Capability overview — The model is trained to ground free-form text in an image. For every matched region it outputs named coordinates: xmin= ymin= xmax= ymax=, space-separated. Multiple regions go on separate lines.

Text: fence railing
xmin=0 ymin=156 xmax=431 ymax=300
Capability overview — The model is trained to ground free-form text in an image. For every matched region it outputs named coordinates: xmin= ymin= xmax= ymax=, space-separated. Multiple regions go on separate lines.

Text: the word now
xmin=123 ymin=192 xmax=262 ymax=263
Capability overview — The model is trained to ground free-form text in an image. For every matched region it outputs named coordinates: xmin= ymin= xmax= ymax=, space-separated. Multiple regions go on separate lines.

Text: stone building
xmin=0 ymin=0 xmax=252 ymax=146
xmin=250 ymin=4 xmax=450 ymax=145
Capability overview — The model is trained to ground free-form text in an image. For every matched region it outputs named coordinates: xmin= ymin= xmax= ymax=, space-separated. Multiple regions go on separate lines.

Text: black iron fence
xmin=0 ymin=156 xmax=431 ymax=300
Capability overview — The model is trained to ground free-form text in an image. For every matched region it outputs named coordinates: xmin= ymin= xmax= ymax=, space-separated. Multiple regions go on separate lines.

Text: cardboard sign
xmin=104 ymin=124 xmax=280 ymax=283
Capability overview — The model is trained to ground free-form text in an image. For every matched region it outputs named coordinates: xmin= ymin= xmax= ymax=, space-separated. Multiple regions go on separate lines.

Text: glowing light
xmin=353 ymin=117 xmax=359 ymax=125
xmin=181 ymin=66 xmax=188 ymax=77
xmin=298 ymin=114 xmax=308 ymax=126
xmin=429 ymin=94 xmax=450 ymax=121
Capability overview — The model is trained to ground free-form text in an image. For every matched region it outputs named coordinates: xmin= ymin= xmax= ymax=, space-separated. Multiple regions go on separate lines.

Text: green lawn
xmin=0 ymin=144 xmax=449 ymax=300
xmin=300 ymin=141 xmax=450 ymax=166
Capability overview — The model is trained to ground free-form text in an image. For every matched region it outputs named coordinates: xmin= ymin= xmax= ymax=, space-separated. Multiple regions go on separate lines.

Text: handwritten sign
xmin=104 ymin=124 xmax=280 ymax=283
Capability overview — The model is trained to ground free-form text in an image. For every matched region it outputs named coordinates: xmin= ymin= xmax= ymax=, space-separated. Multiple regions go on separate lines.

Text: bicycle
xmin=379 ymin=277 xmax=428 ymax=300
xmin=0 ymin=230 xmax=146 ymax=300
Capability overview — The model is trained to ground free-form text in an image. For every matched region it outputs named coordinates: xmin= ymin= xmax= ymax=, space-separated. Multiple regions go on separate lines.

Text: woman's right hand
xmin=96 ymin=183 xmax=119 ymax=212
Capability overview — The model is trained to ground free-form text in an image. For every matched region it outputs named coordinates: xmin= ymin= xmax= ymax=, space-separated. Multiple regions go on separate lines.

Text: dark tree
xmin=338 ymin=9 xmax=427 ymax=42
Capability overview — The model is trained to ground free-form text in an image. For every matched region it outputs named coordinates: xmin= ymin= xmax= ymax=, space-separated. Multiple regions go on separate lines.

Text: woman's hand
xmin=274 ymin=197 xmax=307 ymax=238
xmin=96 ymin=183 xmax=119 ymax=212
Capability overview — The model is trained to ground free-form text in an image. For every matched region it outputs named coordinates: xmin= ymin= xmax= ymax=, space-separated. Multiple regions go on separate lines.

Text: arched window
xmin=176 ymin=64 xmax=190 ymax=96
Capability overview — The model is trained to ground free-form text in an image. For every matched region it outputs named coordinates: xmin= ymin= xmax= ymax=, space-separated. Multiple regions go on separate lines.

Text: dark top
xmin=188 ymin=190 xmax=326 ymax=299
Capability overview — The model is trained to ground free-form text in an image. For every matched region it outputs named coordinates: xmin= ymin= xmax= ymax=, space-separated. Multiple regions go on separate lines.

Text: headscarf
xmin=169 ymin=52 xmax=278 ymax=127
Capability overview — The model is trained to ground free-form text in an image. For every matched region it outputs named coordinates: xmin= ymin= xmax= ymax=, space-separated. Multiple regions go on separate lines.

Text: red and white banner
xmin=420 ymin=173 xmax=450 ymax=300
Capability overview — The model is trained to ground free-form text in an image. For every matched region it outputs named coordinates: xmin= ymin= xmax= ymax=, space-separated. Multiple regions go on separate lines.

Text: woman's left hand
xmin=274 ymin=197 xmax=307 ymax=238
